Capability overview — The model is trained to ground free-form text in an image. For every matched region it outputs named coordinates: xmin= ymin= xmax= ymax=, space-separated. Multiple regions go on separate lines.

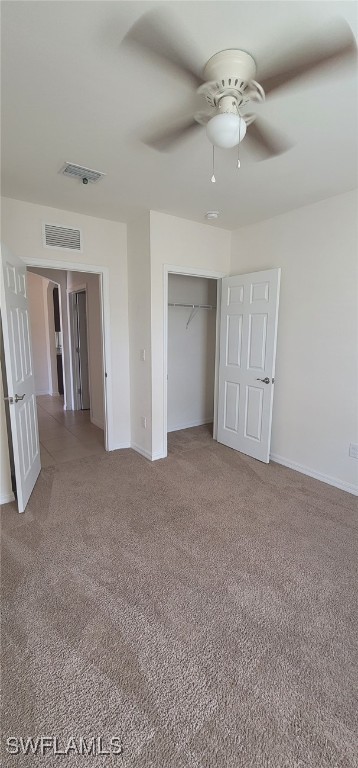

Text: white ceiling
xmin=1 ymin=1 xmax=357 ymax=230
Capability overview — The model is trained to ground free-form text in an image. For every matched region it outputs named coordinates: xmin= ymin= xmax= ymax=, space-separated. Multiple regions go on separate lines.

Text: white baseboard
xmin=131 ymin=444 xmax=165 ymax=462
xmin=270 ymin=453 xmax=358 ymax=497
xmin=36 ymin=390 xmax=60 ymax=397
xmin=0 ymin=491 xmax=15 ymax=505
xmin=90 ymin=416 xmax=104 ymax=430
xmin=131 ymin=442 xmax=153 ymax=461
xmin=151 ymin=451 xmax=165 ymax=461
xmin=167 ymin=417 xmax=213 ymax=433
xmin=108 ymin=441 xmax=131 ymax=451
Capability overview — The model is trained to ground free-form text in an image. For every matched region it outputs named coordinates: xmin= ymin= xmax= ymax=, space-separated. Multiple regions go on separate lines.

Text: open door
xmin=217 ymin=268 xmax=281 ymax=463
xmin=1 ymin=244 xmax=41 ymax=512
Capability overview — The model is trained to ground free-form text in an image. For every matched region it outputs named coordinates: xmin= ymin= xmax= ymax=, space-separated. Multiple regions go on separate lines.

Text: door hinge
xmin=77 ymin=387 xmax=81 ymax=395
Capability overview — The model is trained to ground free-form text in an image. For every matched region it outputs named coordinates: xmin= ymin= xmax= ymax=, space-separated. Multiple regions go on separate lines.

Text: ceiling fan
xmin=123 ymin=11 xmax=357 ymax=160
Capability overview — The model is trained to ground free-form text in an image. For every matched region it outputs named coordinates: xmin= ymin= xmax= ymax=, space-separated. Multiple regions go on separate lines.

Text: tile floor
xmin=37 ymin=395 xmax=106 ymax=467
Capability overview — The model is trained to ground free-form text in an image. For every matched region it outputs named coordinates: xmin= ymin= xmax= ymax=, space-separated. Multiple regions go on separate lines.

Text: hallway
xmin=37 ymin=395 xmax=106 ymax=467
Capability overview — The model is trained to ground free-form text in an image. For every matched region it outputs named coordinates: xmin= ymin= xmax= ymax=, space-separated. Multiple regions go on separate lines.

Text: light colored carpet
xmin=1 ymin=425 xmax=357 ymax=767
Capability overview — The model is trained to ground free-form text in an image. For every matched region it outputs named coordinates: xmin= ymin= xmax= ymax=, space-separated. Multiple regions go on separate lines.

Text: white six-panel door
xmin=217 ymin=269 xmax=281 ymax=463
xmin=1 ymin=244 xmax=41 ymax=512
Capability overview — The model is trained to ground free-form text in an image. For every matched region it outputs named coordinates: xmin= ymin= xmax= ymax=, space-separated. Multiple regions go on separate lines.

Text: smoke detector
xmin=205 ymin=211 xmax=219 ymax=220
xmin=60 ymin=162 xmax=106 ymax=184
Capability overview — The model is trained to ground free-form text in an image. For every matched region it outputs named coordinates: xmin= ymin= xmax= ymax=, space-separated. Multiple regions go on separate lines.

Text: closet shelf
xmin=168 ymin=302 xmax=217 ymax=329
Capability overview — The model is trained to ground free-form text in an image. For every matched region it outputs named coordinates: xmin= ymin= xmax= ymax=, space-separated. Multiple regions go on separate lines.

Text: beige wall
xmin=26 ymin=272 xmax=58 ymax=396
xmin=127 ymin=213 xmax=152 ymax=457
xmin=150 ymin=211 xmax=231 ymax=458
xmin=67 ymin=271 xmax=104 ymax=429
xmin=2 ymin=191 xmax=357 ymax=500
xmin=127 ymin=210 xmax=231 ymax=459
xmin=230 ymin=190 xmax=358 ymax=492
xmin=27 ymin=272 xmax=51 ymax=394
xmin=29 ymin=267 xmax=71 ymax=409
xmin=1 ymin=197 xmax=130 ymax=450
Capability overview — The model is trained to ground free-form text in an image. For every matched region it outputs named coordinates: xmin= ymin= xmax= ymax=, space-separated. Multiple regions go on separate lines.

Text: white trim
xmin=131 ymin=443 xmax=153 ymax=461
xmin=23 ymin=257 xmax=112 ymax=452
xmin=168 ymin=417 xmax=213 ymax=433
xmin=163 ymin=264 xmax=226 ymax=460
xmin=270 ymin=453 xmax=358 ymax=497
xmin=213 ymin=279 xmax=222 ymax=442
xmin=151 ymin=451 xmax=164 ymax=461
xmin=0 ymin=491 xmax=15 ymax=505
xmin=130 ymin=443 xmax=163 ymax=462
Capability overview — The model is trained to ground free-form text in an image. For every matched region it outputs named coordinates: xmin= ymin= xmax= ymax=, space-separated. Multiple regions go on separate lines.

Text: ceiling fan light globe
xmin=206 ymin=114 xmax=247 ymax=149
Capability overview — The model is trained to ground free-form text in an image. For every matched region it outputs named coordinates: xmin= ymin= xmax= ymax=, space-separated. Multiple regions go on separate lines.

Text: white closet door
xmin=217 ymin=268 xmax=281 ymax=463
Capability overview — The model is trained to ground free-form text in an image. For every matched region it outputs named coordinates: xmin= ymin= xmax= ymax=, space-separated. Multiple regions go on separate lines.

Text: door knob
xmin=256 ymin=377 xmax=270 ymax=384
xmin=4 ymin=393 xmax=25 ymax=404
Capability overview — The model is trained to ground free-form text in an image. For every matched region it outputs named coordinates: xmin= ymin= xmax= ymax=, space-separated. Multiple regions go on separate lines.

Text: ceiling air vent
xmin=60 ymin=162 xmax=105 ymax=184
xmin=43 ymin=223 xmax=82 ymax=251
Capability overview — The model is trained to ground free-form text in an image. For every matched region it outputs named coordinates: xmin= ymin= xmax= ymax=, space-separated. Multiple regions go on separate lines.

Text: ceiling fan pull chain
xmin=211 ymin=145 xmax=216 ymax=183
xmin=237 ymin=118 xmax=241 ymax=169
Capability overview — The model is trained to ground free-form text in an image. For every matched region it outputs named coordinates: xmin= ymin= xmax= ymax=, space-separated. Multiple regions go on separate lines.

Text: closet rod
xmin=168 ymin=302 xmax=217 ymax=329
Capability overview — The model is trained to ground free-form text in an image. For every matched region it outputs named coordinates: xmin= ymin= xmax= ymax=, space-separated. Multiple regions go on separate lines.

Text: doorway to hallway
xmin=38 ymin=395 xmax=106 ymax=467
xmin=27 ymin=270 xmax=106 ymax=467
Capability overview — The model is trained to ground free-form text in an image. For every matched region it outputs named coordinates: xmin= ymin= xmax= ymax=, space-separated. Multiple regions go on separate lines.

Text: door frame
xmin=24 ymin=258 xmax=111 ymax=451
xmin=163 ymin=264 xmax=226 ymax=459
xmin=68 ymin=285 xmax=90 ymax=411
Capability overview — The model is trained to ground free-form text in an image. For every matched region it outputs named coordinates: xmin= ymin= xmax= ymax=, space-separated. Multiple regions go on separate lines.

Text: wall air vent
xmin=60 ymin=162 xmax=106 ymax=184
xmin=43 ymin=223 xmax=82 ymax=252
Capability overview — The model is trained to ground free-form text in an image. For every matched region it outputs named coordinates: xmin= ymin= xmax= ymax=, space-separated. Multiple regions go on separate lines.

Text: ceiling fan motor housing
xmin=200 ymin=50 xmax=264 ymax=113
xmin=204 ymin=49 xmax=257 ymax=85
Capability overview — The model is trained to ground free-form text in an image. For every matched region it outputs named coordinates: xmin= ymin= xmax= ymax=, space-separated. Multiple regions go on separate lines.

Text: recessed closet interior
xmin=167 ymin=274 xmax=217 ymax=434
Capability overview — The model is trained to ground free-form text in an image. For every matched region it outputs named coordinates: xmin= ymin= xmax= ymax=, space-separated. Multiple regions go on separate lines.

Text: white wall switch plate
xmin=140 ymin=349 xmax=146 ymax=361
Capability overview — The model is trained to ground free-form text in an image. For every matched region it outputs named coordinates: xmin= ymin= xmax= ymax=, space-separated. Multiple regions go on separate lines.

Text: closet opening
xmin=166 ymin=272 xmax=219 ymax=456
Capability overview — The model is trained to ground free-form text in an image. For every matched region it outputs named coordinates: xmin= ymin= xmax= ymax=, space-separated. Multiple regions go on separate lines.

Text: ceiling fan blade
xmin=143 ymin=117 xmax=202 ymax=152
xmin=245 ymin=118 xmax=292 ymax=160
xmin=259 ymin=18 xmax=357 ymax=96
xmin=123 ymin=10 xmax=204 ymax=87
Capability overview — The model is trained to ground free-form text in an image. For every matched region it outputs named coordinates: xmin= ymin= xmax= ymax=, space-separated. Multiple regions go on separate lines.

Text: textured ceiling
xmin=1 ymin=1 xmax=357 ymax=229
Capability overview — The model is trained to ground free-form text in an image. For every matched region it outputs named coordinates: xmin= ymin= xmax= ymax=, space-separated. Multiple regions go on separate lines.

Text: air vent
xmin=60 ymin=162 xmax=106 ymax=184
xmin=43 ymin=223 xmax=82 ymax=251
